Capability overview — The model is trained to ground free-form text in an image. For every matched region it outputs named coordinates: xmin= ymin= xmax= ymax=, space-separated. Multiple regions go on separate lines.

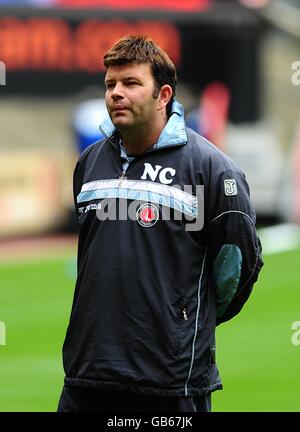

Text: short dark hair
xmin=103 ymin=35 xmax=177 ymax=116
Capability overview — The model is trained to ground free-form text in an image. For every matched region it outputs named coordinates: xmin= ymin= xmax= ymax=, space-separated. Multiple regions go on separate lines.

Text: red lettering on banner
xmin=0 ymin=18 xmax=29 ymax=69
xmin=29 ymin=19 xmax=72 ymax=70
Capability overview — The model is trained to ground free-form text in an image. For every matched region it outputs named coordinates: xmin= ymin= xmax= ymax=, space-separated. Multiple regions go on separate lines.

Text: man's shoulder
xmin=186 ymin=127 xmax=243 ymax=175
xmin=77 ymin=137 xmax=108 ymax=165
xmin=186 ymin=127 xmax=228 ymax=160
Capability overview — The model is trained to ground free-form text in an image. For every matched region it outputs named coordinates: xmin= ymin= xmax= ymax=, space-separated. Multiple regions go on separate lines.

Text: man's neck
xmin=122 ymin=135 xmax=156 ymax=156
xmin=120 ymin=117 xmax=168 ymax=156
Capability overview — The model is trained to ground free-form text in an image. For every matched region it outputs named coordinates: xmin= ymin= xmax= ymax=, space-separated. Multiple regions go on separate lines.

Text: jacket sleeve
xmin=206 ymin=167 xmax=264 ymax=325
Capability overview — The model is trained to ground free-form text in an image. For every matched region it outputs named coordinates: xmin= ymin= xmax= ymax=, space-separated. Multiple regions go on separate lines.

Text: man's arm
xmin=207 ymin=169 xmax=264 ymax=325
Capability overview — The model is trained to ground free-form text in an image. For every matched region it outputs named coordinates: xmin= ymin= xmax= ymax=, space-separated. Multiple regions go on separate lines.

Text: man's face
xmin=105 ymin=62 xmax=160 ymax=132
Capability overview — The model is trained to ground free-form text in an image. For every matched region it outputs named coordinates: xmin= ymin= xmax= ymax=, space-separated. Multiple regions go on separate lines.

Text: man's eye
xmin=106 ymin=83 xmax=114 ymax=89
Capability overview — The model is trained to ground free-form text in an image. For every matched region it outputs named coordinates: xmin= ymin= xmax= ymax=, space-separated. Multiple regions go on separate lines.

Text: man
xmin=58 ymin=35 xmax=263 ymax=412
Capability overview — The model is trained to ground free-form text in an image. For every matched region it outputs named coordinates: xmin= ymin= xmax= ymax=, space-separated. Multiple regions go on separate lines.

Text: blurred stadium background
xmin=0 ymin=0 xmax=300 ymax=412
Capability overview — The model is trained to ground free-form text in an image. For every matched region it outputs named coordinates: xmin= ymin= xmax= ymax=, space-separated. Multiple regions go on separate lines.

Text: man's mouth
xmin=112 ymin=106 xmax=128 ymax=112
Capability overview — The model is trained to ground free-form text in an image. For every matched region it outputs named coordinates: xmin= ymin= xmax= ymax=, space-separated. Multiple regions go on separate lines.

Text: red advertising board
xmin=55 ymin=0 xmax=211 ymax=11
xmin=0 ymin=0 xmax=212 ymax=11
xmin=0 ymin=4 xmax=260 ymax=123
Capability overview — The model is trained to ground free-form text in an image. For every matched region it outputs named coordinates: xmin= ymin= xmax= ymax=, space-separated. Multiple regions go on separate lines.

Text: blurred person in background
xmin=58 ymin=35 xmax=263 ymax=412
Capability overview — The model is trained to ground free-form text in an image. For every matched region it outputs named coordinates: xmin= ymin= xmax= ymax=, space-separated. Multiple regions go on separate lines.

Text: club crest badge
xmin=224 ymin=179 xmax=238 ymax=196
xmin=136 ymin=203 xmax=159 ymax=228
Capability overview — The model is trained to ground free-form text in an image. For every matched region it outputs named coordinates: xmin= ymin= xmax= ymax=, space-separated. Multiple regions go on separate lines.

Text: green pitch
xmin=0 ymin=248 xmax=299 ymax=412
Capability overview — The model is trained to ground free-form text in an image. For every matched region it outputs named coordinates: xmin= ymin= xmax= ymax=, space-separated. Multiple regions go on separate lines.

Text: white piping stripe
xmin=77 ymin=188 xmax=197 ymax=217
xmin=184 ymin=249 xmax=207 ymax=396
xmin=80 ymin=179 xmax=197 ymax=209
xmin=211 ymin=210 xmax=255 ymax=225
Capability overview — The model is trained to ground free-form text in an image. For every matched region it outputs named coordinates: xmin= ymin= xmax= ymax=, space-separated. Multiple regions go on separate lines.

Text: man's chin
xmin=112 ymin=118 xmax=133 ymax=130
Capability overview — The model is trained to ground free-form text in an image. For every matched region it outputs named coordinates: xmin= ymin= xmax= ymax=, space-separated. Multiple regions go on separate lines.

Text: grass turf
xmin=0 ymin=257 xmax=76 ymax=412
xmin=213 ymin=247 xmax=300 ymax=411
xmin=0 ymin=248 xmax=299 ymax=411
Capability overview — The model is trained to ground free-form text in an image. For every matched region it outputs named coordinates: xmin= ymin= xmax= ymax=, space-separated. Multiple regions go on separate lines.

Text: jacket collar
xmin=99 ymin=99 xmax=187 ymax=151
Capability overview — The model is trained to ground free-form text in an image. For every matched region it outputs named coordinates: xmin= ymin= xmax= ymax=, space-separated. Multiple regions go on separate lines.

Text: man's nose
xmin=111 ymin=82 xmax=124 ymax=100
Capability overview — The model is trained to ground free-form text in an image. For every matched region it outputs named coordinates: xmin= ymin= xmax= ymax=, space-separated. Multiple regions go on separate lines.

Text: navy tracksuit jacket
xmin=62 ymin=100 xmax=263 ymax=397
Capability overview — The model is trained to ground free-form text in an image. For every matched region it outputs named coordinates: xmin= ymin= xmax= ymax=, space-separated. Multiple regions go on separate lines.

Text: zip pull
xmin=119 ymin=170 xmax=126 ymax=187
xmin=183 ymin=307 xmax=188 ymax=321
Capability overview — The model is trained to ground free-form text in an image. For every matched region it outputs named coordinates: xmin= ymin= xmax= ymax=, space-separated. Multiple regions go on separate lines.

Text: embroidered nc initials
xmin=141 ymin=163 xmax=176 ymax=185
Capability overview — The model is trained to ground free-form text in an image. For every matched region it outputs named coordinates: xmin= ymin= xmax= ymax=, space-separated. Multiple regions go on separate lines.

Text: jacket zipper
xmin=119 ymin=170 xmax=126 ymax=187
xmin=182 ymin=299 xmax=188 ymax=321
xmin=118 ymin=158 xmax=138 ymax=187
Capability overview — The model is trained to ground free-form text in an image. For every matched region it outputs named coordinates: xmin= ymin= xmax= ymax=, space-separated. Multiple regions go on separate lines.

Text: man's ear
xmin=158 ymin=85 xmax=173 ymax=111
